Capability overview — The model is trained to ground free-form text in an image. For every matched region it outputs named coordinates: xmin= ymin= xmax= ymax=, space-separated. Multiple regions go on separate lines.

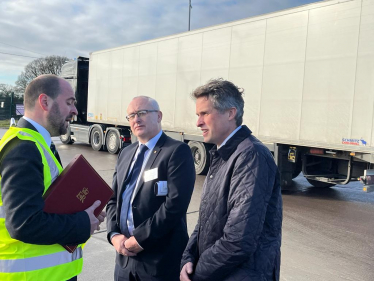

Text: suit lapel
xmin=132 ymin=133 xmax=167 ymax=200
xmin=17 ymin=117 xmax=37 ymax=131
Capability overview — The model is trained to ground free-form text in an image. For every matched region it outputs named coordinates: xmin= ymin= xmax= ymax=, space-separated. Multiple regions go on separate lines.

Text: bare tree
xmin=15 ymin=55 xmax=70 ymax=94
xmin=0 ymin=84 xmax=15 ymax=97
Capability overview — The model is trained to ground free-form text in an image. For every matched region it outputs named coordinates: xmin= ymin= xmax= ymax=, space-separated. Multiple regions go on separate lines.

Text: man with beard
xmin=0 ymin=74 xmax=105 ymax=281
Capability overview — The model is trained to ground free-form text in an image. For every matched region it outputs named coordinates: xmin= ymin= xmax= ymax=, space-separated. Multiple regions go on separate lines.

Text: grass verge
xmin=0 ymin=119 xmax=11 ymax=129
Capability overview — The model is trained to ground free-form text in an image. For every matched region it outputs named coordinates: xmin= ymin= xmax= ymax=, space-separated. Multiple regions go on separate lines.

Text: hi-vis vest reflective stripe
xmin=0 ymin=249 xmax=83 ymax=272
xmin=0 ymin=127 xmax=84 ymax=281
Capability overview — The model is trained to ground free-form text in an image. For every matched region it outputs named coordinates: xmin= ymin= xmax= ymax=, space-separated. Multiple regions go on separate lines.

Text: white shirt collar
xmin=218 ymin=125 xmax=242 ymax=149
xmin=140 ymin=130 xmax=163 ymax=151
xmin=22 ymin=116 xmax=52 ymax=147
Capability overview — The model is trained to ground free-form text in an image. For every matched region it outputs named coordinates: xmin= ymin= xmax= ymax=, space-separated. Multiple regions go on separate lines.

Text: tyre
xmin=60 ymin=125 xmax=74 ymax=144
xmin=188 ymin=141 xmax=210 ymax=175
xmin=306 ymin=178 xmax=334 ymax=188
xmin=90 ymin=127 xmax=104 ymax=151
xmin=106 ymin=130 xmax=120 ymax=154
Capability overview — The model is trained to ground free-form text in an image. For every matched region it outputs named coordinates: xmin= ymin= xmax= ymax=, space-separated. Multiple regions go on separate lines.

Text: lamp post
xmin=188 ymin=0 xmax=192 ymax=31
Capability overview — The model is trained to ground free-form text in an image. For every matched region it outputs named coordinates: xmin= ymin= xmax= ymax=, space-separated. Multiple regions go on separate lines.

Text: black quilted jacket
xmin=181 ymin=126 xmax=282 ymax=281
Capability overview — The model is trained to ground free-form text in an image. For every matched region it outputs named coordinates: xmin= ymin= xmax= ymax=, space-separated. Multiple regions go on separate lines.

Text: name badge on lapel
xmin=144 ymin=167 xmax=158 ymax=182
xmin=154 ymin=181 xmax=168 ymax=196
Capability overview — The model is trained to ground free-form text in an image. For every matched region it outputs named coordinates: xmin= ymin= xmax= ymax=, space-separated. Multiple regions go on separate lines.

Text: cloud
xmin=0 ymin=0 xmax=318 ymax=86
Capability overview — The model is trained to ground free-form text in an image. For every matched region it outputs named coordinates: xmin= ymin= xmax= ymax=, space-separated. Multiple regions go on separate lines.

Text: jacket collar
xmin=17 ymin=117 xmax=37 ymax=131
xmin=212 ymin=125 xmax=252 ymax=161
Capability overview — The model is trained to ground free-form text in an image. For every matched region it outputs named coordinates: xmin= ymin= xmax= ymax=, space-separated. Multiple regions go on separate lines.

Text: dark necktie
xmin=50 ymin=142 xmax=62 ymax=165
xmin=120 ymin=144 xmax=149 ymax=237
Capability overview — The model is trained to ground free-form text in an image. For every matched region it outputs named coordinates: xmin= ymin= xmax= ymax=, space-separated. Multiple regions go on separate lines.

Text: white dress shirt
xmin=126 ymin=130 xmax=163 ymax=235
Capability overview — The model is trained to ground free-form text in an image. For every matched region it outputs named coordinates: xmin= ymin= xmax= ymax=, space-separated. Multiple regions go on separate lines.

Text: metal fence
xmin=0 ymin=94 xmax=24 ymax=120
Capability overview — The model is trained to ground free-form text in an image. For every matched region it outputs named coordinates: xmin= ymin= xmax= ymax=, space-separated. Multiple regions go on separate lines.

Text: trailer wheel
xmin=91 ymin=127 xmax=104 ymax=151
xmin=106 ymin=130 xmax=120 ymax=154
xmin=306 ymin=178 xmax=334 ymax=188
xmin=188 ymin=141 xmax=210 ymax=175
xmin=60 ymin=125 xmax=74 ymax=144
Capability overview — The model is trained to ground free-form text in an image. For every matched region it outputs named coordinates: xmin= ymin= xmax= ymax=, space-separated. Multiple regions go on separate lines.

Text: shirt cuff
xmin=110 ymin=232 xmax=143 ymax=250
xmin=110 ymin=232 xmax=121 ymax=242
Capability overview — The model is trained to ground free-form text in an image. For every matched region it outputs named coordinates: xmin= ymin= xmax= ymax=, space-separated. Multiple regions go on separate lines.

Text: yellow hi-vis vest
xmin=0 ymin=127 xmax=84 ymax=281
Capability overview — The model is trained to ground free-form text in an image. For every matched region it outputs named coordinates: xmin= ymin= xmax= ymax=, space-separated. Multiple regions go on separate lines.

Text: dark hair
xmin=24 ymin=74 xmax=61 ymax=110
xmin=192 ymin=78 xmax=244 ymax=126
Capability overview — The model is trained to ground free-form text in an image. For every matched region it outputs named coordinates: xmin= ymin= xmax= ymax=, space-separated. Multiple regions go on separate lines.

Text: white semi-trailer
xmin=60 ymin=0 xmax=374 ymax=190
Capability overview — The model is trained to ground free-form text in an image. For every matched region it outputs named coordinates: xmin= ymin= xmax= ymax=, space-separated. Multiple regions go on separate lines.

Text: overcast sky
xmin=0 ymin=0 xmax=320 ymax=86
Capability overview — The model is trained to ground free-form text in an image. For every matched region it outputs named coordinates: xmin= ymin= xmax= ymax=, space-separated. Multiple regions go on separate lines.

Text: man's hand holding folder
xmin=85 ymin=200 xmax=106 ymax=234
xmin=43 ymin=154 xmax=114 ymax=252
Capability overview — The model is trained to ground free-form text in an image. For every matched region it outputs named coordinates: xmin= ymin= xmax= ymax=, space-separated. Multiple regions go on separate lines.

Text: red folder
xmin=43 ymin=154 xmax=113 ymax=253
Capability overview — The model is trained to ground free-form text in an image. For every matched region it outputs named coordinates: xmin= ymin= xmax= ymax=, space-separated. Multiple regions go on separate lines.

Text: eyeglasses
xmin=126 ymin=110 xmax=158 ymax=121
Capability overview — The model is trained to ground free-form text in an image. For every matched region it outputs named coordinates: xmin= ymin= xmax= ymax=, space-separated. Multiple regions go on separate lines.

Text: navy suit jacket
xmin=106 ymin=132 xmax=195 ymax=276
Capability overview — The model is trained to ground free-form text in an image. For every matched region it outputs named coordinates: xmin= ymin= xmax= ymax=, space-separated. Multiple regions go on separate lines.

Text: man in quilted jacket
xmin=180 ymin=78 xmax=283 ymax=281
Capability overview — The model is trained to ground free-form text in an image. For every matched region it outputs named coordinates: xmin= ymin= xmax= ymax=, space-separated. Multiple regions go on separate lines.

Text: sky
xmin=0 ymin=0 xmax=320 ymax=86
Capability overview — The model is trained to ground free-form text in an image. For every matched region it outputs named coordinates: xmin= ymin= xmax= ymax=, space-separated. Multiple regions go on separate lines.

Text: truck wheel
xmin=188 ymin=141 xmax=210 ymax=175
xmin=90 ymin=127 xmax=104 ymax=151
xmin=306 ymin=178 xmax=334 ymax=188
xmin=60 ymin=125 xmax=74 ymax=144
xmin=106 ymin=130 xmax=120 ymax=154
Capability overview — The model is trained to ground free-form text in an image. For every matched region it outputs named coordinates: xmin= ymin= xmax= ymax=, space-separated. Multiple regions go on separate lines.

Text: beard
xmin=47 ymin=102 xmax=71 ymax=136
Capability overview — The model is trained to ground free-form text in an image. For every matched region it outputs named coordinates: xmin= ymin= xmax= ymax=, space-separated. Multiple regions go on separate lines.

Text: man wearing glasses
xmin=107 ymin=96 xmax=196 ymax=281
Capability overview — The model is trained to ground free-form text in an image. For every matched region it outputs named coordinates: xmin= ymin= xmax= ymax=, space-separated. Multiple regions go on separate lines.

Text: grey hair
xmin=191 ymin=78 xmax=244 ymax=126
xmin=133 ymin=96 xmax=160 ymax=110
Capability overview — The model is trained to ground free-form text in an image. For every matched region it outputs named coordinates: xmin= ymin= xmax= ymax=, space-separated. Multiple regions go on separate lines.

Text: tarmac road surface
xmin=2 ymin=129 xmax=372 ymax=281
xmin=54 ymin=139 xmax=374 ymax=281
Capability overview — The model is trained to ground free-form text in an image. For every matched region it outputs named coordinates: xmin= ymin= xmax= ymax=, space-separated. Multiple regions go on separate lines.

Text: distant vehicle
xmin=60 ymin=0 xmax=374 ymax=190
